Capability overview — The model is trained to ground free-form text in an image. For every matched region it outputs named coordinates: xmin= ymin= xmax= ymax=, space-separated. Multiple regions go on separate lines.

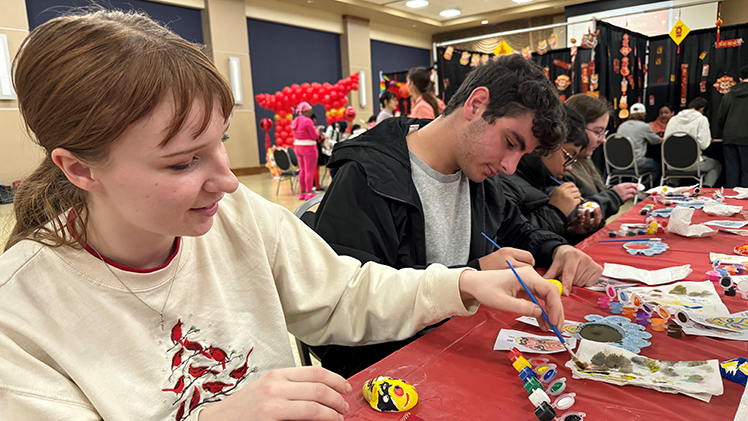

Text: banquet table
xmin=343 ymin=189 xmax=748 ymax=420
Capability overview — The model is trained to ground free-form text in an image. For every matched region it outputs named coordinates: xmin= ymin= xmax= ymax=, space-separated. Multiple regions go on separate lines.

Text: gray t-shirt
xmin=409 ymin=150 xmax=471 ymax=267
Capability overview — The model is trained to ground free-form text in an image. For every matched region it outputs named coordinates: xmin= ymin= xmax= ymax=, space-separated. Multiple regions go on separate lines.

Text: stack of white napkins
xmin=566 ymin=340 xmax=723 ymax=402
xmin=704 ymin=201 xmax=743 ymax=216
xmin=602 ymin=263 xmax=692 ymax=286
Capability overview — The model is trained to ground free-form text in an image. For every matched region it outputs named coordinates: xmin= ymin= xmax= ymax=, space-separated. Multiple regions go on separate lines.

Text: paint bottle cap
xmin=519 ymin=366 xmax=539 ymax=382
xmin=618 ymin=290 xmax=629 ymax=303
xmin=559 ymin=412 xmax=587 ymax=421
xmin=547 ymin=377 xmax=567 ymax=396
xmin=552 ymin=392 xmax=577 ymax=410
xmin=667 ymin=324 xmax=683 ymax=338
xmin=513 ymin=357 xmax=533 ymax=373
xmin=609 ymin=302 xmax=624 ymax=314
xmin=529 ymin=357 xmax=550 ymax=366
xmin=541 ymin=366 xmax=558 ymax=383
xmin=651 ymin=317 xmax=666 ymax=331
xmin=606 ymin=285 xmax=617 ymax=300
xmin=534 ymin=401 xmax=557 ymax=421
xmin=524 ymin=377 xmax=544 ymax=394
xmin=528 ymin=389 xmax=551 ymax=408
xmin=508 ymin=347 xmax=523 ymax=362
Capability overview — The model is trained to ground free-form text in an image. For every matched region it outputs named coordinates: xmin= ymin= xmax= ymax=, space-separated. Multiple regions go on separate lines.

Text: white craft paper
xmin=704 ymin=220 xmax=748 ymax=229
xmin=514 ymin=316 xmax=580 ymax=337
xmin=735 ymin=385 xmax=748 ymax=421
xmin=624 ymin=281 xmax=729 ymax=315
xmin=602 ymin=263 xmax=692 ymax=286
xmin=566 ymin=340 xmax=723 ymax=401
xmin=667 ymin=206 xmax=717 ymax=238
xmin=585 ymin=276 xmax=637 ymax=291
xmin=727 ymin=187 xmax=748 ymax=199
xmin=710 ymin=252 xmax=748 ymax=266
xmin=703 ymin=202 xmax=743 ymax=216
xmin=679 ymin=310 xmax=748 ymax=341
xmin=493 ymin=329 xmax=577 ymax=354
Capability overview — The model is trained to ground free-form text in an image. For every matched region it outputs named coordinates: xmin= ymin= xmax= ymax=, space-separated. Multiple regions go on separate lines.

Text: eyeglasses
xmin=561 ymin=147 xmax=578 ymax=167
xmin=586 ymin=127 xmax=609 ymax=140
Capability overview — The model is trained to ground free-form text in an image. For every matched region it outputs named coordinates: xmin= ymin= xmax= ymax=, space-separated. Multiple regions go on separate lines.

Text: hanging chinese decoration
xmin=715 ymin=4 xmax=744 ymax=49
xmin=537 ymin=40 xmax=548 ymax=55
xmin=714 ymin=75 xmax=737 ymax=94
xmin=494 ymin=39 xmax=514 ymax=56
xmin=619 ymin=34 xmax=632 ymax=120
xmin=669 ymin=19 xmax=690 ymax=53
xmin=680 ymin=64 xmax=689 ymax=107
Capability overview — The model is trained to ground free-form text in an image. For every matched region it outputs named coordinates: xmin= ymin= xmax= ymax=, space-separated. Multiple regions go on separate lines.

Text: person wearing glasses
xmin=500 ymin=105 xmax=601 ymax=238
xmin=565 ymin=94 xmax=639 ymax=242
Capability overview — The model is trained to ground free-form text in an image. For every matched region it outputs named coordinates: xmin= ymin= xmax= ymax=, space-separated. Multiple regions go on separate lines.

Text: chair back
xmin=293 ymin=194 xmax=324 ymax=228
xmin=273 ymin=148 xmax=293 ymax=171
xmin=287 ymin=146 xmax=299 ymax=167
xmin=662 ymin=134 xmax=700 ymax=170
xmin=603 ymin=134 xmax=636 ymax=171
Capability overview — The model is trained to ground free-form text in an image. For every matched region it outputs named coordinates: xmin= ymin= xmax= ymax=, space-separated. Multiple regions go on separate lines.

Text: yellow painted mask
xmin=362 ymin=376 xmax=418 ymax=412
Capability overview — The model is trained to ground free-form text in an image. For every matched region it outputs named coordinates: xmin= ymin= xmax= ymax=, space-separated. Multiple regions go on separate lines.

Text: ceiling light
xmin=405 ymin=0 xmax=429 ymax=8
xmin=439 ymin=9 xmax=461 ymax=18
xmin=481 ymin=20 xmax=489 ymax=24
xmin=513 ymin=0 xmax=533 ymax=4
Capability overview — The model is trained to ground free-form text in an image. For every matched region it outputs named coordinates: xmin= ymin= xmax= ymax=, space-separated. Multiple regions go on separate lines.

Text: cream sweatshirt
xmin=0 ymin=184 xmax=476 ymax=420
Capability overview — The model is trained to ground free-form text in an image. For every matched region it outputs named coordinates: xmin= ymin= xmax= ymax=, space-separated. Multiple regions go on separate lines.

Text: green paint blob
xmin=550 ymin=382 xmax=564 ymax=393
xmin=669 ymin=285 xmax=687 ymax=295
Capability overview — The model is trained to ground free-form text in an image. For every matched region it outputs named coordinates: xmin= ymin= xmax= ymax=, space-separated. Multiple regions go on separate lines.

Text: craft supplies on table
xmin=601 ymin=263 xmax=692 ymax=286
xmin=622 ymin=240 xmax=669 ymax=256
xmin=494 ymin=329 xmax=577 ymax=354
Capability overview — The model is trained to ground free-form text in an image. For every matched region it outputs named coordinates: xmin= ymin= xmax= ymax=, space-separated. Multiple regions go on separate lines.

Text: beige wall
xmin=341 ymin=16 xmax=373 ymax=125
xmin=721 ymin=0 xmax=748 ymax=26
xmin=0 ymin=0 xmax=41 ymax=184
xmin=203 ymin=0 xmax=259 ymax=169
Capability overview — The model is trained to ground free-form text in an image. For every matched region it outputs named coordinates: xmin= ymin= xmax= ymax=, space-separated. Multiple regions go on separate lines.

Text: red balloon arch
xmin=255 ymin=74 xmax=360 ymax=148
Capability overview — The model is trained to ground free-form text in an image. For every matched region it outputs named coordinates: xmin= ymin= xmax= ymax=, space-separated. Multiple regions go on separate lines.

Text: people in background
xmin=313 ymin=55 xmax=602 ymax=378
xmin=325 ymin=120 xmax=348 ymax=178
xmin=1 ymin=10 xmax=565 ymax=421
xmin=664 ymin=97 xmax=722 ymax=187
xmin=311 ymin=113 xmax=327 ymax=191
xmin=407 ymin=67 xmax=441 ymax=119
xmin=717 ymin=65 xmax=748 ymax=188
xmin=649 ymin=103 xmax=674 ymax=138
xmin=616 ymin=103 xmax=662 ymax=186
xmin=565 ymin=94 xmax=638 ymax=241
xmin=501 ymin=105 xmax=600 ymax=240
xmin=376 ymin=91 xmax=398 ymax=124
xmin=291 ymin=101 xmax=320 ymax=200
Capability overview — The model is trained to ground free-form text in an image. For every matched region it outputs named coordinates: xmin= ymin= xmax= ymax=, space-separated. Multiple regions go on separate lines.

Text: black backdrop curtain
xmin=648 ymin=23 xmax=748 ymax=137
xmin=593 ymin=21 xmax=649 ymax=127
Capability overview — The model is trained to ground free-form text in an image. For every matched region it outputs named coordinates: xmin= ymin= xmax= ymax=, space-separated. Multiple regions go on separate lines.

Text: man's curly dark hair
xmin=442 ymin=55 xmax=567 ymax=155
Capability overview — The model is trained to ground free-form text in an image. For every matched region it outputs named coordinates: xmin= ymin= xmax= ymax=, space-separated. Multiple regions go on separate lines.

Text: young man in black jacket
xmin=312 ymin=55 xmax=602 ymax=377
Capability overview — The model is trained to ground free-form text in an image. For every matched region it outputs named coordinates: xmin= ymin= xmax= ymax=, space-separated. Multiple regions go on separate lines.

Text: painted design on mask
xmin=362 ymin=376 xmax=418 ymax=412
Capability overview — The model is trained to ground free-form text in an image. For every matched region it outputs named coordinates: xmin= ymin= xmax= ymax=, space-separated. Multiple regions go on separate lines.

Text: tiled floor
xmin=0 ymin=171 xmax=632 ymax=368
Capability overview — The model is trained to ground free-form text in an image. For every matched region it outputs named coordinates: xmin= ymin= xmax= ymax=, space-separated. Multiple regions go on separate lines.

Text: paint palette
xmin=735 ymin=244 xmax=748 ymax=256
xmin=623 ymin=240 xmax=669 ymax=256
xmin=569 ymin=315 xmax=652 ymax=354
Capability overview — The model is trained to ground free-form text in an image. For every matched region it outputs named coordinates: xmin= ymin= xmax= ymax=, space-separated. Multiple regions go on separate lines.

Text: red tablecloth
xmin=345 ymin=189 xmax=748 ymax=420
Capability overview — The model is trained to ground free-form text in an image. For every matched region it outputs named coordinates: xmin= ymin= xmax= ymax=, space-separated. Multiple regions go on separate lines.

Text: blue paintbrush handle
xmin=505 ymin=261 xmax=566 ymax=345
xmin=480 ymin=232 xmax=565 ymax=345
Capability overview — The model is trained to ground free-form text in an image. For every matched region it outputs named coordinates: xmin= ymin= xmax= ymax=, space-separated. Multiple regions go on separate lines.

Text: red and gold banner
xmin=716 ymin=39 xmax=744 ymax=49
xmin=680 ymin=63 xmax=689 ymax=107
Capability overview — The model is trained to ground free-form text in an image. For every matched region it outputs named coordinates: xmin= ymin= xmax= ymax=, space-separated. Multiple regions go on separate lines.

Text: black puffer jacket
xmin=499 ymin=153 xmax=576 ymax=236
xmin=314 ymin=117 xmax=568 ymax=270
xmin=311 ymin=118 xmax=569 ymax=378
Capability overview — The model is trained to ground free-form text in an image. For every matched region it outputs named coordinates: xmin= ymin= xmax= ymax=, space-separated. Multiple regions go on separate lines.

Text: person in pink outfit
xmin=291 ymin=102 xmax=320 ymax=200
xmin=407 ymin=67 xmax=441 ymax=119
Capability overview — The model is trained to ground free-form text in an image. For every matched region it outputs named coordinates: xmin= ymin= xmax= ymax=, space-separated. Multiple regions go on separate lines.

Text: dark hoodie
xmin=717 ymin=82 xmax=748 ymax=146
xmin=310 ymin=118 xmax=568 ymax=377
xmin=499 ymin=153 xmax=576 ymax=236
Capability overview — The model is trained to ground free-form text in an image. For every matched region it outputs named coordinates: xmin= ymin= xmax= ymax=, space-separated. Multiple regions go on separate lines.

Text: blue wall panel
xmin=25 ymin=0 xmax=203 ymax=43
xmin=370 ymin=40 xmax=430 ymax=115
xmin=248 ymin=18 xmax=342 ymax=163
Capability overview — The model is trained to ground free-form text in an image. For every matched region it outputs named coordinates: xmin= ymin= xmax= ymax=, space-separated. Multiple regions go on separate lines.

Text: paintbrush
xmin=598 ymin=238 xmax=663 ymax=243
xmin=549 ymin=176 xmax=587 ymax=203
xmin=480 ymin=233 xmax=587 ymax=370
